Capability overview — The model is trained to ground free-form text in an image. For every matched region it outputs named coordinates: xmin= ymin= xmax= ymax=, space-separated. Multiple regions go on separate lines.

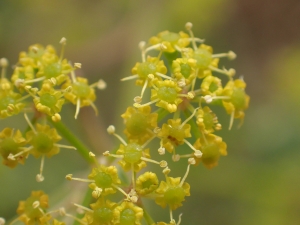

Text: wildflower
xmin=121 ymin=106 xmax=157 ymax=144
xmin=0 ymin=128 xmax=27 ymax=168
xmin=172 ymin=58 xmax=197 ymax=86
xmin=30 ymin=80 xmax=66 ymax=122
xmin=222 ymin=78 xmax=250 ymax=129
xmin=149 ymin=30 xmax=190 ymax=53
xmin=106 ymin=125 xmax=167 ymax=172
xmin=136 ymin=172 xmax=159 ymax=196
xmin=8 ymin=114 xmax=76 ymax=181
xmin=15 ymin=190 xmax=51 ymax=225
xmin=200 ymin=75 xmax=223 ymax=97
xmin=193 ymin=133 xmax=227 ymax=169
xmin=63 ymin=70 xmax=105 ymax=119
xmin=112 ymin=201 xmax=143 ymax=225
xmin=196 ymin=106 xmax=222 ymax=134
xmin=76 ymin=198 xmax=117 ymax=225
xmin=88 ymin=165 xmax=121 ymax=197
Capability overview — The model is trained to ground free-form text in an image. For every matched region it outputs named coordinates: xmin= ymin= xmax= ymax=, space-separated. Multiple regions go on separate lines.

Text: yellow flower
xmin=0 ymin=83 xmax=25 ymax=118
xmin=63 ymin=76 xmax=97 ymax=119
xmin=172 ymin=58 xmax=197 ymax=85
xmin=0 ymin=128 xmax=27 ymax=168
xmin=33 ymin=81 xmax=65 ymax=121
xmin=112 ymin=201 xmax=143 ymax=225
xmin=131 ymin=56 xmax=167 ymax=86
xmin=196 ymin=106 xmax=221 ymax=134
xmin=121 ymin=106 xmax=157 ymax=144
xmin=190 ymin=44 xmax=219 ymax=78
xmin=11 ymin=66 xmax=35 ymax=90
xmin=200 ymin=75 xmax=223 ymax=96
xmin=155 ymin=176 xmax=190 ymax=210
xmin=26 ymin=124 xmax=62 ymax=158
xmin=136 ymin=172 xmax=159 ymax=196
xmin=158 ymin=118 xmax=191 ymax=153
xmin=18 ymin=44 xmax=53 ymax=68
xmin=193 ymin=133 xmax=227 ymax=169
xmin=149 ymin=30 xmax=190 ymax=53
xmin=82 ymin=198 xmax=117 ymax=225
xmin=16 ymin=190 xmax=51 ymax=225
xmin=222 ymin=79 xmax=250 ymax=128
xmin=150 ymin=80 xmax=183 ymax=113
xmin=88 ymin=165 xmax=121 ymax=197
xmin=116 ymin=142 xmax=151 ymax=172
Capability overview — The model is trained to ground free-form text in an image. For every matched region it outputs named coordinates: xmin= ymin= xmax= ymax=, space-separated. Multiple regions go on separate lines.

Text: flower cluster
xmin=1 ymin=22 xmax=249 ymax=225
xmin=0 ymin=38 xmax=105 ymax=181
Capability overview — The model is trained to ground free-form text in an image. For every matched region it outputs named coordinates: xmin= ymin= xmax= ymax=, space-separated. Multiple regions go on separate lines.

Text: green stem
xmin=48 ymin=119 xmax=94 ymax=164
xmin=143 ymin=206 xmax=156 ymax=225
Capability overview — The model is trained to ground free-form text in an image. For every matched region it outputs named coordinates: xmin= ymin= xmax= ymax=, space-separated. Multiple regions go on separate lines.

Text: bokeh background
xmin=1 ymin=0 xmax=300 ymax=224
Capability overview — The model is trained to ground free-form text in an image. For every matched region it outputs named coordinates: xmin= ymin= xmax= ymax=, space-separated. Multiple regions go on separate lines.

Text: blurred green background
xmin=1 ymin=0 xmax=300 ymax=224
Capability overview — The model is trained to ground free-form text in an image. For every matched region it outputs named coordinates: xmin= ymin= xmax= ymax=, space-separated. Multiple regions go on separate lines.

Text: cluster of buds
xmin=1 ymin=22 xmax=249 ymax=225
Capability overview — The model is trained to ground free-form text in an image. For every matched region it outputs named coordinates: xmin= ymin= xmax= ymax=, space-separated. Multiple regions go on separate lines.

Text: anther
xmin=107 ymin=125 xmax=115 ymax=134
xmin=32 ymin=201 xmax=40 ymax=209
xmin=59 ymin=207 xmax=66 ymax=216
xmin=172 ymin=154 xmax=180 ymax=162
xmin=194 ymin=150 xmax=203 ymax=158
xmin=103 ymin=151 xmax=110 ymax=156
xmin=74 ymin=63 xmax=82 ymax=69
xmin=160 ymin=160 xmax=168 ymax=167
xmin=60 ymin=37 xmax=67 ymax=45
xmin=134 ymin=96 xmax=142 ymax=103
xmin=0 ymin=58 xmax=8 ymax=67
xmin=188 ymin=158 xmax=196 ymax=165
xmin=185 ymin=22 xmax=193 ymax=30
xmin=36 ymin=174 xmax=44 ymax=182
xmin=158 ymin=147 xmax=165 ymax=155
xmin=89 ymin=152 xmax=96 ymax=157
xmin=138 ymin=41 xmax=146 ymax=50
xmin=228 ymin=51 xmax=236 ymax=60
xmin=97 ymin=79 xmax=106 ymax=90
xmin=66 ymin=174 xmax=73 ymax=180
xmin=163 ymin=167 xmax=171 ymax=175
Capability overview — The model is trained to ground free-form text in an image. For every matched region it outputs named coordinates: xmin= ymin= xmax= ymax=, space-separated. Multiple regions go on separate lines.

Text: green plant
xmin=0 ymin=22 xmax=249 ymax=225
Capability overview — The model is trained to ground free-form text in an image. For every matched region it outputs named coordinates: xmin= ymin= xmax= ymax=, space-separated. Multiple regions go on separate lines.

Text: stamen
xmin=121 ymin=74 xmax=139 ymax=81
xmin=0 ymin=58 xmax=8 ymax=79
xmin=139 ymin=41 xmax=146 ymax=62
xmin=54 ymin=144 xmax=76 ymax=150
xmin=180 ymin=164 xmax=191 ymax=187
xmin=111 ymin=184 xmax=131 ymax=201
xmin=36 ymin=155 xmax=45 ymax=182
xmin=92 ymin=187 xmax=103 ymax=198
xmin=155 ymin=72 xmax=174 ymax=80
xmin=144 ymin=43 xmax=161 ymax=54
xmin=107 ymin=125 xmax=127 ymax=146
xmin=74 ymin=98 xmax=81 ymax=119
xmin=131 ymin=163 xmax=136 ymax=189
xmin=89 ymin=101 xmax=99 ymax=116
xmin=185 ymin=22 xmax=197 ymax=50
xmin=59 ymin=37 xmax=67 ymax=62
xmin=229 ymin=109 xmax=235 ymax=130
xmin=179 ymin=107 xmax=199 ymax=129
xmin=134 ymin=99 xmax=159 ymax=108
xmin=73 ymin=203 xmax=93 ymax=213
xmin=65 ymin=174 xmax=94 ymax=183
xmin=24 ymin=113 xmax=36 ymax=133
xmin=169 ymin=208 xmax=174 ymax=224
xmin=7 ymin=146 xmax=32 ymax=160
xmin=212 ymin=51 xmax=236 ymax=60
xmin=177 ymin=213 xmax=183 ymax=225
xmin=141 ymin=134 xmax=156 ymax=148
xmin=209 ymin=66 xmax=236 ymax=77
xmin=74 ymin=63 xmax=82 ymax=69
xmin=183 ymin=139 xmax=201 ymax=154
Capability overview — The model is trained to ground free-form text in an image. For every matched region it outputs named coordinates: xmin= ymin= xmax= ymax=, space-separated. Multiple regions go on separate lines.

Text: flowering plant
xmin=0 ymin=22 xmax=249 ymax=225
